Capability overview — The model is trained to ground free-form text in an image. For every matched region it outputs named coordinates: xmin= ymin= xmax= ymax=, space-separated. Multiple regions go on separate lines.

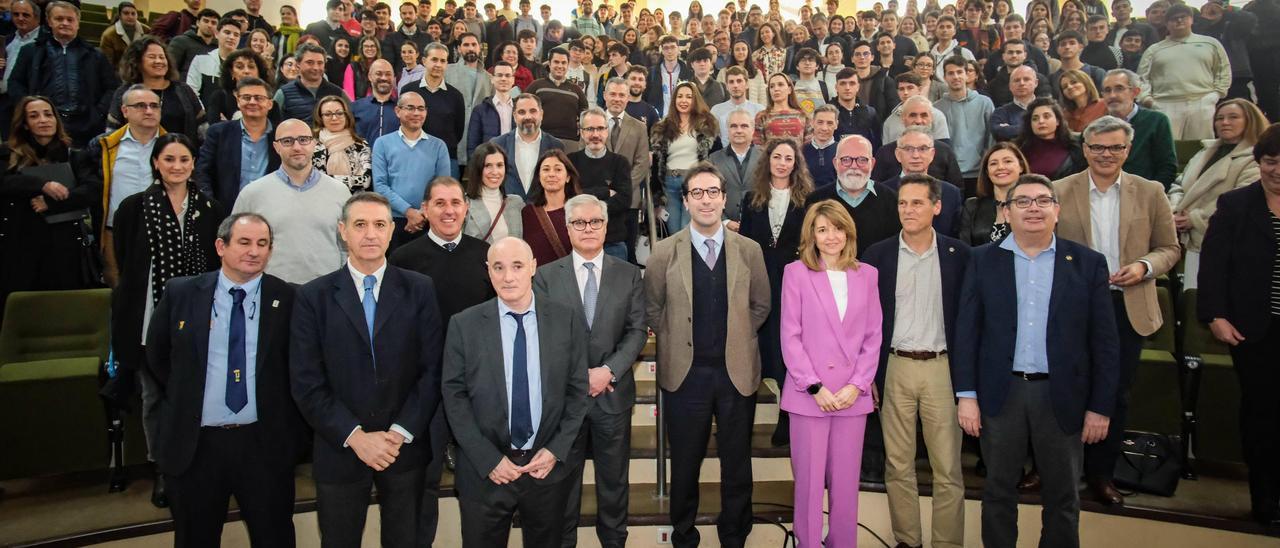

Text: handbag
xmin=1113 ymin=430 xmax=1182 ymax=497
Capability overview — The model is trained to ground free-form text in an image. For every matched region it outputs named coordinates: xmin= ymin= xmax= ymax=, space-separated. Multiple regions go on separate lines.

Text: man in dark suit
xmin=291 ymin=192 xmax=443 ymax=548
xmin=533 ymin=194 xmax=647 ymax=548
xmin=568 ymin=107 xmax=633 ymax=260
xmin=146 ymin=213 xmax=306 ymax=547
xmin=952 ymin=174 xmax=1120 ymax=548
xmin=387 ymin=177 xmax=495 ymax=545
xmin=443 ymin=236 xmax=590 ymax=547
xmin=870 ymin=98 xmax=965 ymax=188
xmin=878 ymin=129 xmax=964 ymax=237
xmin=861 ymin=175 xmax=970 ymax=548
xmin=195 ymin=78 xmax=281 ymax=208
xmin=490 ymin=93 xmax=566 ymax=200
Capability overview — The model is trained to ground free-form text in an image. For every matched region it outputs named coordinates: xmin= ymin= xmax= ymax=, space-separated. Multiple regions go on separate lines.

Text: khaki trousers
xmin=882 ymin=354 xmax=966 ymax=548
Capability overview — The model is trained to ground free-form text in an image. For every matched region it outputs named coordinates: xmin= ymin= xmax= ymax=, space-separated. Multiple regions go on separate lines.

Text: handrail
xmin=643 ymin=171 xmax=667 ymax=499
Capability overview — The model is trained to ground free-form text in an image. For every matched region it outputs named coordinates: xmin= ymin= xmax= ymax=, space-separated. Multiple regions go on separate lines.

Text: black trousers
xmin=1251 ymin=48 xmax=1280 ymax=121
xmin=980 ymin=378 xmax=1083 ymax=548
xmin=1231 ymin=317 xmax=1280 ymax=519
xmin=455 ymin=450 xmax=573 ymax=548
xmin=663 ymin=363 xmax=756 ymax=548
xmin=416 ymin=407 xmax=452 ymax=545
xmin=562 ymin=402 xmax=633 ymax=548
xmin=167 ymin=424 xmax=296 ymax=548
xmin=625 ymin=208 xmax=641 ymax=265
xmin=1084 ymin=291 xmax=1146 ymax=479
xmin=389 ymin=217 xmax=424 ymax=255
xmin=315 ymin=466 xmax=423 ymax=548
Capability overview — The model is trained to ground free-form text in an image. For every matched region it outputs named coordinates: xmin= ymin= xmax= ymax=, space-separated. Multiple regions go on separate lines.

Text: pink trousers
xmin=789 ymin=413 xmax=868 ymax=548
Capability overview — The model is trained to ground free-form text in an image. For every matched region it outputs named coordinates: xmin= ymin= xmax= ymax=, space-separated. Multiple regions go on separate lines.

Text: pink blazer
xmin=779 ymin=260 xmax=883 ymax=418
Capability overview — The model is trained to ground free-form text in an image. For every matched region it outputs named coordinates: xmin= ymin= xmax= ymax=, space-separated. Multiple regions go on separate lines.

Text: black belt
xmin=506 ymin=448 xmax=534 ymax=459
xmin=891 ymin=348 xmax=947 ymax=360
xmin=1012 ymin=371 xmax=1049 ymax=381
xmin=203 ymin=422 xmax=255 ymax=430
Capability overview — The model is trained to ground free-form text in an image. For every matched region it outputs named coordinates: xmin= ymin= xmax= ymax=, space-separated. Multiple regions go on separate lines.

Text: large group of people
xmin=2 ymin=0 xmax=1280 ymax=547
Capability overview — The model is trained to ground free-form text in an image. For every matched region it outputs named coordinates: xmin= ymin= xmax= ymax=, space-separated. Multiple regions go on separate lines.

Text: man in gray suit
xmin=533 ymin=195 xmax=647 ymax=548
xmin=602 ymin=77 xmax=651 ymax=261
xmin=707 ymin=108 xmax=761 ymax=229
xmin=443 ymin=237 xmax=590 ymax=548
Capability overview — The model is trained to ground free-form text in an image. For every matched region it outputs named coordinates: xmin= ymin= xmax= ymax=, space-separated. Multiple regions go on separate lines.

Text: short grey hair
xmin=341 ymin=191 xmax=393 ymax=223
xmin=46 ymin=0 xmax=78 ymax=17
xmin=897 ymin=127 xmax=934 ymax=144
xmin=217 ymin=212 xmax=274 ymax=245
xmin=606 ymin=76 xmax=628 ymax=89
xmin=1083 ymin=115 xmax=1134 ymax=143
xmin=1105 ymin=68 xmax=1143 ymax=91
xmin=579 ymin=106 xmax=609 ymax=126
xmin=811 ymin=104 xmax=838 ymax=118
xmin=424 ymin=41 xmax=450 ymax=58
xmin=122 ymin=83 xmax=158 ymax=105
xmin=902 ymin=95 xmax=933 ymax=111
xmin=564 ymin=194 xmax=609 ymax=225
xmin=11 ymin=0 xmax=41 ymax=19
xmin=727 ymin=107 xmax=755 ymax=122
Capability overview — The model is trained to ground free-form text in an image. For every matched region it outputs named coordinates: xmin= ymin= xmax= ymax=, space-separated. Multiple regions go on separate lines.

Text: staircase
xmin=78 ymin=3 xmax=110 ymax=47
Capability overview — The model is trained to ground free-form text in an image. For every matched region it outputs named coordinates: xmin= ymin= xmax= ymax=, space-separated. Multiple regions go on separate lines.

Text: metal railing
xmin=642 ymin=174 xmax=668 ymax=499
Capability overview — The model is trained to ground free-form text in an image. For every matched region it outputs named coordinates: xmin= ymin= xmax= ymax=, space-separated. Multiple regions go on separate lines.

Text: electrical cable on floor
xmin=753 ymin=502 xmax=891 ymax=548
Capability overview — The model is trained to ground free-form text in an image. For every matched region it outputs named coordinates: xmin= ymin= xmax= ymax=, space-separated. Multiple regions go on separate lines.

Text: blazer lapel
xmin=808 ymin=266 xmax=844 ymax=335
xmin=332 ymin=272 xmax=372 ymax=348
xmin=1118 ymin=174 xmax=1137 ymax=253
xmin=1048 ymin=243 xmax=1072 ymax=319
xmin=558 ymin=260 xmax=587 ymax=324
xmin=535 ymin=302 xmax=556 ymax=430
xmin=373 ymin=267 xmax=404 ymax=340
xmin=481 ymin=303 xmax=512 ymax=443
xmin=255 ymin=278 xmax=278 ymax=374
xmin=725 ymin=232 xmax=742 ymax=299
xmin=192 ymin=273 xmax=218 ymax=397
xmin=674 ymin=230 xmax=693 ymax=308
xmin=1070 ymin=174 xmax=1094 ymax=247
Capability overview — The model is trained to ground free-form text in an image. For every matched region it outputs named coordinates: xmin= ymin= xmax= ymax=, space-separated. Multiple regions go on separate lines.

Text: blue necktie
xmin=226 ymin=288 xmax=248 ymax=413
xmin=583 ymin=262 xmax=598 ymax=330
xmin=444 ymin=242 xmax=457 ymax=252
xmin=508 ymin=311 xmax=533 ymax=448
xmin=362 ymin=275 xmax=377 ymax=336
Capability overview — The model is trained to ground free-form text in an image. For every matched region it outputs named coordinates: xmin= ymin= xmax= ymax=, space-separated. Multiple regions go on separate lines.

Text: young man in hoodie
xmin=933 ymin=56 xmax=992 ymax=190
xmin=926 ymin=15 xmax=975 ymax=81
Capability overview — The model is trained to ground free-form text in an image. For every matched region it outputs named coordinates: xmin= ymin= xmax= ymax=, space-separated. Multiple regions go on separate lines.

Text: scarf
xmin=115 ymin=21 xmax=140 ymax=45
xmin=277 ymin=25 xmax=303 ymax=56
xmin=319 ymin=129 xmax=355 ymax=176
xmin=143 ymin=182 xmax=205 ymax=305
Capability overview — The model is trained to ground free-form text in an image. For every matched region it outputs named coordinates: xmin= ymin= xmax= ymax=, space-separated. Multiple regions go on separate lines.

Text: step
xmin=515 ymin=480 xmax=796 ymax=527
xmin=630 ymin=401 xmax=778 ymax=427
xmin=634 ymin=378 xmax=778 ymax=405
xmin=630 ymin=423 xmax=790 ymax=459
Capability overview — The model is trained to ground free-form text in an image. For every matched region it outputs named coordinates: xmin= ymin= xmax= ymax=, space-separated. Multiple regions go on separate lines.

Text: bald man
xmin=807 ymin=135 xmax=903 ymax=258
xmin=443 ymin=237 xmax=590 ymax=548
xmin=352 ymin=59 xmax=401 ymax=143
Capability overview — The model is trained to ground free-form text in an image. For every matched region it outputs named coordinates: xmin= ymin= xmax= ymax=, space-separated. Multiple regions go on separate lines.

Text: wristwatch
xmin=806 ymin=382 xmax=823 ymax=395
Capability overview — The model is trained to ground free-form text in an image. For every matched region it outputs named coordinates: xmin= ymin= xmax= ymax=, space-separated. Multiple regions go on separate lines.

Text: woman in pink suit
xmin=780 ymin=199 xmax=883 ymax=548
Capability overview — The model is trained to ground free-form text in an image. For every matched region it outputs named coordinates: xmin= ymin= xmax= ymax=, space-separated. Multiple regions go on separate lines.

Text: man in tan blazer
xmin=645 ymin=162 xmax=771 ymax=548
xmin=1053 ymin=115 xmax=1180 ymax=506
xmin=603 ymin=76 xmax=652 ymax=261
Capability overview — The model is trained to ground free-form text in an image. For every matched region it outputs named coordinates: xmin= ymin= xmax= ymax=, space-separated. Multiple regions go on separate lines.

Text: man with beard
xmin=352 ymin=59 xmax=400 ymax=143
xmin=445 ymin=32 xmax=495 ymax=167
xmin=166 ymin=8 xmax=218 ymax=79
xmin=232 ymin=119 xmax=350 ymax=285
xmin=1099 ymin=69 xmax=1177 ymax=189
xmin=526 ymin=48 xmax=590 ymax=146
xmin=401 ymin=42 xmax=466 ymax=177
xmin=568 ymin=108 xmax=633 ymax=260
xmin=806 ymin=134 xmax=902 ymax=258
xmin=624 ymin=65 xmax=660 ymax=133
xmin=491 ymin=93 xmax=565 ymax=199
xmin=383 ymin=2 xmax=432 ymax=73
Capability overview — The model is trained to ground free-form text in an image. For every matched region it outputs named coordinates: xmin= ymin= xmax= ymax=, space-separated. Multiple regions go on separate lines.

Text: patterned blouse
xmin=752 ymin=46 xmax=786 ymax=79
xmin=754 ymin=108 xmax=809 ymax=146
xmin=311 ymin=141 xmax=373 ymax=192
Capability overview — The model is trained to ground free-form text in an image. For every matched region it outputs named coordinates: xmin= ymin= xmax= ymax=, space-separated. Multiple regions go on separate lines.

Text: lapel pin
xmin=272 ymin=299 xmax=280 ymax=308
xmin=177 ymin=320 xmax=185 ymax=330
xmin=1066 ymin=255 xmax=1074 ymax=261
xmin=948 ymin=246 xmax=955 ymax=253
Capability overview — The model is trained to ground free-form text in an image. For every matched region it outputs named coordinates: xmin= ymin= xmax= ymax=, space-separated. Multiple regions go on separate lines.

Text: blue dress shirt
xmin=688 ymin=224 xmax=726 ymax=259
xmin=274 ymin=166 xmax=323 ymax=191
xmin=499 ymin=295 xmax=543 ymax=450
xmin=202 ymin=271 xmax=262 ymax=426
xmin=835 ymin=180 xmax=878 ymax=208
xmin=239 ymin=119 xmax=273 ymax=191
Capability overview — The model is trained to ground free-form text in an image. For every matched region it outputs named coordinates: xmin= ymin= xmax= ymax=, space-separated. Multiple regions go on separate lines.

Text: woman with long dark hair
xmin=522 ymin=150 xmax=581 ymax=264
xmin=752 ymin=21 xmax=786 ymax=77
xmin=755 ymin=73 xmax=809 ymax=145
xmin=204 ymin=48 xmax=274 ymax=124
xmin=463 ymin=143 xmax=524 ymax=243
xmin=651 ymin=81 xmax=720 ymax=233
xmin=1015 ymin=98 xmax=1086 ymax=179
xmin=325 ymin=35 xmax=354 ymax=85
xmin=108 ymin=37 xmax=205 ymax=138
xmin=0 ymin=96 xmax=104 ymax=314
xmin=343 ymin=36 xmax=381 ymax=99
xmin=717 ymin=39 xmax=767 ymax=102
xmin=272 ymin=4 xmax=303 ymax=63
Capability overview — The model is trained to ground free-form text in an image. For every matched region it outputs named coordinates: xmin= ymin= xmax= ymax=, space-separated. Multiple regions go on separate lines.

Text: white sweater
xmin=232 ymin=170 xmax=350 ymax=284
xmin=1138 ymin=34 xmax=1231 ymax=102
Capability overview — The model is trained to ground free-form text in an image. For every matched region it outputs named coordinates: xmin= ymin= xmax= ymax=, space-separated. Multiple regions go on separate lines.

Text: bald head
xmin=488 ymin=236 xmax=536 ymax=309
xmin=276 ymin=118 xmax=310 ymax=137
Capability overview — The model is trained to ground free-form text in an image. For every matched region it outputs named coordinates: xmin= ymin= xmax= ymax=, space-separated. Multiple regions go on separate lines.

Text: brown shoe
xmin=1089 ymin=477 xmax=1125 ymax=505
xmin=1017 ymin=470 xmax=1041 ymax=492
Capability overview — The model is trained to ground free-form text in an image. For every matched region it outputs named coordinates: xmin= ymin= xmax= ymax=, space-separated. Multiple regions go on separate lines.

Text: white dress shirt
xmin=1088 ymin=172 xmax=1123 ymax=276
xmin=827 ymin=270 xmax=849 ymax=320
xmin=514 ymin=131 xmax=542 ymax=192
xmin=343 ymin=259 xmax=415 ymax=444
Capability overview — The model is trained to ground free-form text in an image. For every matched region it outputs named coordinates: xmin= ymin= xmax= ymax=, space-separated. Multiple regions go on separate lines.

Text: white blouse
xmin=827 ymin=269 xmax=848 ymax=321
xmin=768 ymin=187 xmax=791 ymax=241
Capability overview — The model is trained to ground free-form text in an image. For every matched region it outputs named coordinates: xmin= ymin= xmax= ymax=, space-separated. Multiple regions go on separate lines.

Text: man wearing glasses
xmin=953 ymin=173 xmax=1120 ymax=548
xmin=231 ymin=119 xmax=350 ymax=285
xmin=645 ymin=162 xmax=770 ymax=548
xmin=1052 ymin=115 xmax=1180 ymax=506
xmin=196 ymin=77 xmax=280 ymax=210
xmin=806 ymin=134 xmax=902 ymax=258
xmin=371 ymin=91 xmax=453 ymax=251
xmin=568 ymin=107 xmax=633 ymax=260
xmin=880 ymin=128 xmax=963 ymax=237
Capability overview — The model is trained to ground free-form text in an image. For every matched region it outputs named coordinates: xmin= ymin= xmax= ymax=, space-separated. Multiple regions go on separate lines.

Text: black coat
xmin=738 ymin=190 xmax=806 ymax=380
xmin=1198 ymin=182 xmax=1278 ymax=338
xmin=195 ymin=120 xmax=281 ymax=208
xmin=871 ymin=139 xmax=966 ymax=188
xmin=8 ymin=36 xmax=122 ymax=145
xmin=957 ymin=195 xmax=1000 ymax=247
xmin=146 ymin=272 xmax=308 ymax=476
xmin=111 ymin=184 xmax=225 ymax=372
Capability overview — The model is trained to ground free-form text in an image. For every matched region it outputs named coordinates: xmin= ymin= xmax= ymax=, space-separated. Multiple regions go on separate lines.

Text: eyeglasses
xmin=1085 ymin=143 xmax=1128 ymax=155
xmin=125 ymin=102 xmax=162 ymax=111
xmin=320 ymin=111 xmax=347 ymax=119
xmin=1007 ymin=196 xmax=1057 ymax=209
xmin=275 ymin=136 xmax=316 ymax=147
xmin=896 ymin=144 xmax=933 ymax=155
xmin=237 ymin=94 xmax=270 ymax=103
xmin=398 ymin=105 xmax=427 ymax=112
xmin=836 ymin=155 xmax=872 ymax=168
xmin=685 ymin=187 xmax=723 ymax=199
xmin=581 ymin=126 xmax=608 ymax=133
xmin=569 ymin=218 xmax=606 ymax=231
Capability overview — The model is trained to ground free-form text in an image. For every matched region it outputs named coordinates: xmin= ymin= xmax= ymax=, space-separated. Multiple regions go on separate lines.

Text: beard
xmin=519 ymin=120 xmax=538 ymax=135
xmin=837 ymin=168 xmax=870 ymax=192
xmin=463 ymin=52 xmax=479 ymax=63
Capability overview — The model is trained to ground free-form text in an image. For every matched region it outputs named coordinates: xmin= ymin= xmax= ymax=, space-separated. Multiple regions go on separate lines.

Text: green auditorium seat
xmin=1179 ymin=289 xmax=1241 ymax=466
xmin=0 ymin=289 xmax=111 ymax=481
xmin=1130 ymin=285 xmax=1181 ymax=435
xmin=1174 ymin=140 xmax=1203 ymax=174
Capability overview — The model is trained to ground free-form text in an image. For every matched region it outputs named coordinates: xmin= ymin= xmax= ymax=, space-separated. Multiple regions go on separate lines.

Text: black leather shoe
xmin=893 ymin=543 xmax=922 ymax=548
xmin=151 ymin=472 xmax=169 ymax=508
xmin=1088 ymin=477 xmax=1124 ymax=506
xmin=445 ymin=444 xmax=457 ymax=472
xmin=1017 ymin=469 xmax=1041 ymax=492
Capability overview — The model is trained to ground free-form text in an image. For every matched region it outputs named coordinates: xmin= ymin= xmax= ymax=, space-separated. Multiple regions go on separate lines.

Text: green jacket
xmin=1123 ymin=107 xmax=1178 ymax=190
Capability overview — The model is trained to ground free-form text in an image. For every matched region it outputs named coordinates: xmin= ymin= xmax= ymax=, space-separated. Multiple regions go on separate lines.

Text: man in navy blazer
xmin=879 ymin=174 xmax=963 ymax=238
xmin=489 ymin=93 xmax=565 ymax=199
xmin=290 ymin=192 xmax=443 ymax=548
xmin=861 ymin=174 xmax=970 ymax=548
xmin=195 ymin=78 xmax=281 ymax=207
xmin=952 ymin=174 xmax=1119 ymax=548
xmin=466 ymin=62 xmax=518 ymax=157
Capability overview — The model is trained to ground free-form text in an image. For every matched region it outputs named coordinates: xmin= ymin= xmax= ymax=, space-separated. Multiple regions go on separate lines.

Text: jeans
xmin=664 ymin=174 xmax=689 ymax=234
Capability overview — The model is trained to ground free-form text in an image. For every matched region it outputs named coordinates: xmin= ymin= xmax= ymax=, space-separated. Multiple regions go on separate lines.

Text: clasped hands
xmin=488 ymin=448 xmax=557 ymax=485
xmin=812 ymin=385 xmax=860 ymax=413
xmin=31 ymin=181 xmax=70 ymax=213
xmin=348 ymin=428 xmax=405 ymax=472
xmin=958 ymin=398 xmax=1110 ymax=444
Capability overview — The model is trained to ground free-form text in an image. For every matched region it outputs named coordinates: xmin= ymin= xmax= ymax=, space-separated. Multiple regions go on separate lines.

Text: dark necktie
xmin=508 ymin=311 xmax=533 ymax=448
xmin=226 ymin=288 xmax=248 ymax=413
xmin=444 ymin=242 xmax=458 ymax=252
xmin=583 ymin=262 xmax=598 ymax=329
xmin=609 ymin=116 xmax=621 ymax=147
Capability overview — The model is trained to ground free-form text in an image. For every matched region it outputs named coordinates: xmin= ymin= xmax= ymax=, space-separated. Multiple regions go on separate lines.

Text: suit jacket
xmin=1168 ymin=140 xmax=1258 ymax=251
xmin=1053 ymin=170 xmax=1180 ymax=336
xmin=490 ymin=130 xmax=565 ymax=199
xmin=442 ymin=297 xmax=590 ymax=483
xmin=195 ymin=120 xmax=281 ymax=207
xmin=644 ymin=227 xmax=772 ymax=396
xmin=146 ymin=272 xmax=307 ymax=477
xmin=463 ymin=194 xmax=525 ymax=242
xmin=778 ymin=261 xmax=882 ymax=418
xmin=1197 ymin=182 xmax=1277 ymax=339
xmin=533 ymin=254 xmax=647 ymax=414
xmin=290 ymin=265 xmax=443 ymax=483
xmin=607 ymin=112 xmax=651 ymax=210
xmin=880 ymin=176 xmax=963 ymax=237
xmin=952 ymin=237 xmax=1120 ymax=433
xmin=466 ymin=96 xmax=509 ymax=158
xmin=861 ymin=232 xmax=970 ymax=391
xmin=708 ymin=145 xmax=761 ymax=222
xmin=871 ymin=139 xmax=965 ymax=188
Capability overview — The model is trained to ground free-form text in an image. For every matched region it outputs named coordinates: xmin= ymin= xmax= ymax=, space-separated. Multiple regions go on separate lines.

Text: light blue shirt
xmin=371 ymin=128 xmax=452 ymax=217
xmin=499 ymin=295 xmax=542 ymax=450
xmin=107 ymin=128 xmax=158 ymax=227
xmin=201 ymin=271 xmax=262 ymax=426
xmin=239 ymin=119 xmax=273 ymax=191
xmin=274 ymin=166 xmax=323 ymax=191
xmin=835 ymin=180 xmax=878 ymax=209
xmin=3 ymin=27 xmax=40 ymax=89
xmin=689 ymin=224 xmax=726 ymax=259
